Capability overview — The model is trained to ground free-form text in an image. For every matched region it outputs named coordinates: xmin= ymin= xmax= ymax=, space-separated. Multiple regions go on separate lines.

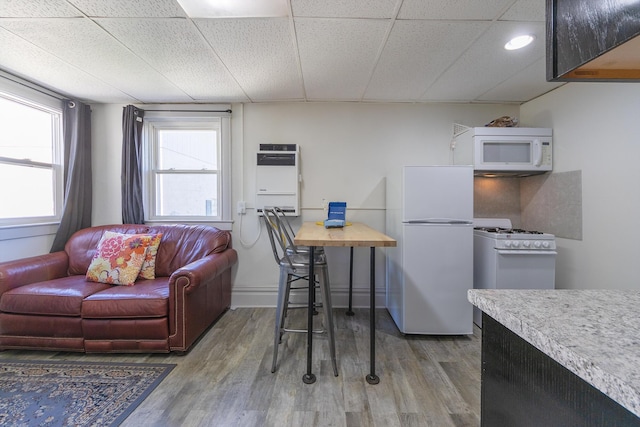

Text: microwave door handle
xmin=533 ymin=139 xmax=542 ymax=166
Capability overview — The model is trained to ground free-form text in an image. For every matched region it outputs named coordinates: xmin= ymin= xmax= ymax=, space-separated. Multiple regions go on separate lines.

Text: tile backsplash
xmin=474 ymin=170 xmax=582 ymax=240
xmin=474 ymin=177 xmax=522 ymax=227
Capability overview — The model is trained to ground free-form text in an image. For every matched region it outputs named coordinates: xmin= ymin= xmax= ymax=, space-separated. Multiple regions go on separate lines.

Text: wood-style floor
xmin=0 ymin=308 xmax=481 ymax=427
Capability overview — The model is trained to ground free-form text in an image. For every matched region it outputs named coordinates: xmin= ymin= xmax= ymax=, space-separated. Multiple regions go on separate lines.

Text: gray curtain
xmin=50 ymin=100 xmax=92 ymax=252
xmin=121 ymin=105 xmax=145 ymax=224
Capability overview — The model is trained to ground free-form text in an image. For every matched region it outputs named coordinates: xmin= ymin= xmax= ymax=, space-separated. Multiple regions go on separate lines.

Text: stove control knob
xmin=542 ymin=241 xmax=550 ymax=249
xmin=534 ymin=241 xmax=542 ymax=248
xmin=512 ymin=241 xmax=520 ymax=248
xmin=523 ymin=241 xmax=531 ymax=248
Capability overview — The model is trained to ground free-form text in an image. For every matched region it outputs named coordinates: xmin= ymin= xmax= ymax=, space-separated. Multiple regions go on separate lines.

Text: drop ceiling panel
xmin=0 ymin=0 xmax=565 ymax=104
xmin=364 ymin=20 xmax=489 ymax=101
xmin=421 ymin=21 xmax=546 ymax=102
xmin=295 ymin=18 xmax=389 ymax=100
xmin=195 ymin=18 xmax=303 ymax=101
xmin=291 ymin=0 xmax=399 ymax=18
xmin=67 ymin=0 xmax=187 ymax=17
xmin=0 ymin=0 xmax=82 ymax=17
xmin=96 ymin=18 xmax=247 ymax=102
xmin=477 ymin=58 xmax=565 ymax=102
xmin=398 ymin=0 xmax=515 ymax=20
xmin=0 ymin=27 xmax=134 ymax=103
xmin=499 ymin=0 xmax=545 ymax=22
xmin=0 ymin=18 xmax=190 ymax=102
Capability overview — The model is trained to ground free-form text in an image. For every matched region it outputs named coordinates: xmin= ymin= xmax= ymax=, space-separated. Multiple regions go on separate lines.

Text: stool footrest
xmin=283 ymin=328 xmax=326 ymax=334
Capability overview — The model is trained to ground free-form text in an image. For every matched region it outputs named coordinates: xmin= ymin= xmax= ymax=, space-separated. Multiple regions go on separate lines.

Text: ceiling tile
xmin=421 ymin=21 xmax=546 ymax=101
xmin=295 ymin=18 xmax=389 ymax=100
xmin=67 ymin=0 xmax=187 ymax=17
xmin=499 ymin=0 xmax=546 ymax=22
xmin=398 ymin=0 xmax=515 ymax=20
xmin=292 ymin=0 xmax=399 ymax=18
xmin=364 ymin=20 xmax=489 ymax=101
xmin=0 ymin=1 xmax=564 ymax=104
xmin=0 ymin=18 xmax=191 ymax=102
xmin=477 ymin=58 xmax=565 ymax=103
xmin=0 ymin=0 xmax=82 ymax=17
xmin=0 ymin=27 xmax=135 ymax=102
xmin=96 ymin=18 xmax=248 ymax=102
xmin=195 ymin=18 xmax=303 ymax=101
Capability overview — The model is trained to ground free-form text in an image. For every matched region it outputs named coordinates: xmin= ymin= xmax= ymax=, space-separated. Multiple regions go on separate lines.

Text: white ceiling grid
xmin=0 ymin=0 xmax=564 ymax=104
xmin=296 ymin=18 xmax=390 ymax=101
xmin=95 ymin=18 xmax=247 ymax=101
xmin=194 ymin=18 xmax=302 ymax=101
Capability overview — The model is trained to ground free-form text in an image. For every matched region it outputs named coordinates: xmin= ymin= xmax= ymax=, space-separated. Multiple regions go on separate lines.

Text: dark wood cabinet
xmin=546 ymin=0 xmax=640 ymax=81
xmin=481 ymin=314 xmax=640 ymax=426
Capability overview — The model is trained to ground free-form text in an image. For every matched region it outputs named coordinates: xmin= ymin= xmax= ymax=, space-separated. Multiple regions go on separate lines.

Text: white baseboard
xmin=230 ymin=286 xmax=387 ymax=309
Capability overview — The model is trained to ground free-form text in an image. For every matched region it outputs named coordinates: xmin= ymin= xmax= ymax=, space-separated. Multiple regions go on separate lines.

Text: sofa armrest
xmin=168 ymin=248 xmax=237 ymax=352
xmin=168 ymin=250 xmax=238 ymax=294
xmin=0 ymin=251 xmax=69 ymax=295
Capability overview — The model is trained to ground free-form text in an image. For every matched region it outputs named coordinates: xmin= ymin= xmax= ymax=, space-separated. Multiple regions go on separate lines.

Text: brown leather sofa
xmin=0 ymin=224 xmax=237 ymax=353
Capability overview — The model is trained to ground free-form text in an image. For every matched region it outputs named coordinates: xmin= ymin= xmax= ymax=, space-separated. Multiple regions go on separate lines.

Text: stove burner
xmin=474 ymin=227 xmax=544 ymax=235
xmin=511 ymin=228 xmax=544 ymax=235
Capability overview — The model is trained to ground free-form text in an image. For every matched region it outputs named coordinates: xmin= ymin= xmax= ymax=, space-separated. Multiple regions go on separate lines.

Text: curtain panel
xmin=50 ymin=100 xmax=92 ymax=252
xmin=121 ymin=105 xmax=145 ymax=224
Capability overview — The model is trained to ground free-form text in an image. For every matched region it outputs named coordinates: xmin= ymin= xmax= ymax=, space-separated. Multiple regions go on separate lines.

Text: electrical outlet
xmin=237 ymin=201 xmax=246 ymax=215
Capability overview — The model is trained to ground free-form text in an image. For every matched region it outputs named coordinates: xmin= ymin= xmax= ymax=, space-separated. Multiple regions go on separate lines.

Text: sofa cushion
xmin=86 ymin=231 xmax=154 ymax=286
xmin=82 ymin=278 xmax=169 ymax=318
xmin=0 ymin=276 xmax=111 ymax=316
xmin=138 ymin=233 xmax=163 ymax=280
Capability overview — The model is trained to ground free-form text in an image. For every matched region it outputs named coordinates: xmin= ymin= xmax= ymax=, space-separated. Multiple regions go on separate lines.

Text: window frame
xmin=142 ymin=109 xmax=231 ymax=229
xmin=0 ymin=77 xmax=64 ymax=232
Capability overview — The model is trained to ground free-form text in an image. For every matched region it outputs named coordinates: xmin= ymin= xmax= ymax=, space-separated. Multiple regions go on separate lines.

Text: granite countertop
xmin=468 ymin=289 xmax=640 ymax=418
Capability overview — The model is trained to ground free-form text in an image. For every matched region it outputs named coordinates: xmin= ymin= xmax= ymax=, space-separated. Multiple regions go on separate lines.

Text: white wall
xmin=91 ymin=104 xmax=124 ymax=226
xmin=230 ymin=102 xmax=519 ymax=307
xmin=0 ymin=228 xmax=56 ymax=262
xmin=521 ymin=83 xmax=640 ymax=290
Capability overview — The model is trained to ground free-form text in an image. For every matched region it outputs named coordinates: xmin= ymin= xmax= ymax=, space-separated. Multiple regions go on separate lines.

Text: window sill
xmin=0 ymin=222 xmax=59 ymax=242
xmin=144 ymin=220 xmax=233 ymax=231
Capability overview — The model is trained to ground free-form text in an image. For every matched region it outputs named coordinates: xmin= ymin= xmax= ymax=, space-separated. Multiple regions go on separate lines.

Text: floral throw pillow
xmin=86 ymin=231 xmax=153 ymax=286
xmin=138 ymin=233 xmax=163 ymax=280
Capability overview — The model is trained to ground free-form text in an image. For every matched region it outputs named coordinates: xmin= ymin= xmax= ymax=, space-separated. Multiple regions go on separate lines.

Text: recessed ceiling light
xmin=177 ymin=0 xmax=289 ymax=18
xmin=504 ymin=35 xmax=535 ymax=51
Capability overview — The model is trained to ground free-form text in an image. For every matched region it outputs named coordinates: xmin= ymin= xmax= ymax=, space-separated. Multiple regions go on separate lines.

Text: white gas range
xmin=473 ymin=218 xmax=557 ymax=327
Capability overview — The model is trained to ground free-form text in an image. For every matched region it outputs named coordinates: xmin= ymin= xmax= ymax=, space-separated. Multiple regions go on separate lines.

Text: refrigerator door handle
xmin=404 ymin=219 xmax=473 ymax=225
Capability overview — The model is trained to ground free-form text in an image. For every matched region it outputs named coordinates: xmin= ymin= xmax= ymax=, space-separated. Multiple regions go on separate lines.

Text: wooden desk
xmin=294 ymin=222 xmax=396 ymax=384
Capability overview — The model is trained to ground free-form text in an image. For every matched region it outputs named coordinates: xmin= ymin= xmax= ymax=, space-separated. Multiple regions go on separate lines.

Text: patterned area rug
xmin=0 ymin=359 xmax=175 ymax=426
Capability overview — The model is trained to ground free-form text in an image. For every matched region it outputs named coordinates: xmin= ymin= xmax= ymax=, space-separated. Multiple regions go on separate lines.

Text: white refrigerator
xmin=385 ymin=165 xmax=473 ymax=335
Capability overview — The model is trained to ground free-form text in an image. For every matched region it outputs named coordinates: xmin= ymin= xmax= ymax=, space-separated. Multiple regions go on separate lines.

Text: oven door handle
xmin=496 ymin=250 xmax=557 ymax=255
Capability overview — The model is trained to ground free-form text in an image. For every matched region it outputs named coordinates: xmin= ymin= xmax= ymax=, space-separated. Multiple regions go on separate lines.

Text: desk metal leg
xmin=346 ymin=247 xmax=355 ymax=316
xmin=303 ymin=245 xmax=316 ymax=384
xmin=366 ymin=247 xmax=380 ymax=385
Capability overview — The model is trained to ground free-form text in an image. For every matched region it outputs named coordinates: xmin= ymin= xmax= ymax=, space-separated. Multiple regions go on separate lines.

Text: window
xmin=143 ymin=110 xmax=231 ymax=226
xmin=0 ymin=85 xmax=63 ymax=227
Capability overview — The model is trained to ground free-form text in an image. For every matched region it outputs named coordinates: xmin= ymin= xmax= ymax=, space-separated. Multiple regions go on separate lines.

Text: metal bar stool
xmin=273 ymin=206 xmax=324 ymax=315
xmin=263 ymin=208 xmax=338 ymax=376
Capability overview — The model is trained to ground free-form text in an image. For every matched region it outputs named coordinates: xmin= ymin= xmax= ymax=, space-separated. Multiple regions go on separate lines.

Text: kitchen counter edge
xmin=468 ymin=288 xmax=640 ymax=418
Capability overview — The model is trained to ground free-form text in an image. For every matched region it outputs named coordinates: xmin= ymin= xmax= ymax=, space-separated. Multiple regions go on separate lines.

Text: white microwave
xmin=453 ymin=127 xmax=552 ymax=176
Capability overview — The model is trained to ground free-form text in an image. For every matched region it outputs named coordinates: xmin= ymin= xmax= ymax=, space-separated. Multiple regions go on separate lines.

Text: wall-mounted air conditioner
xmin=255 ymin=144 xmax=300 ymax=216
